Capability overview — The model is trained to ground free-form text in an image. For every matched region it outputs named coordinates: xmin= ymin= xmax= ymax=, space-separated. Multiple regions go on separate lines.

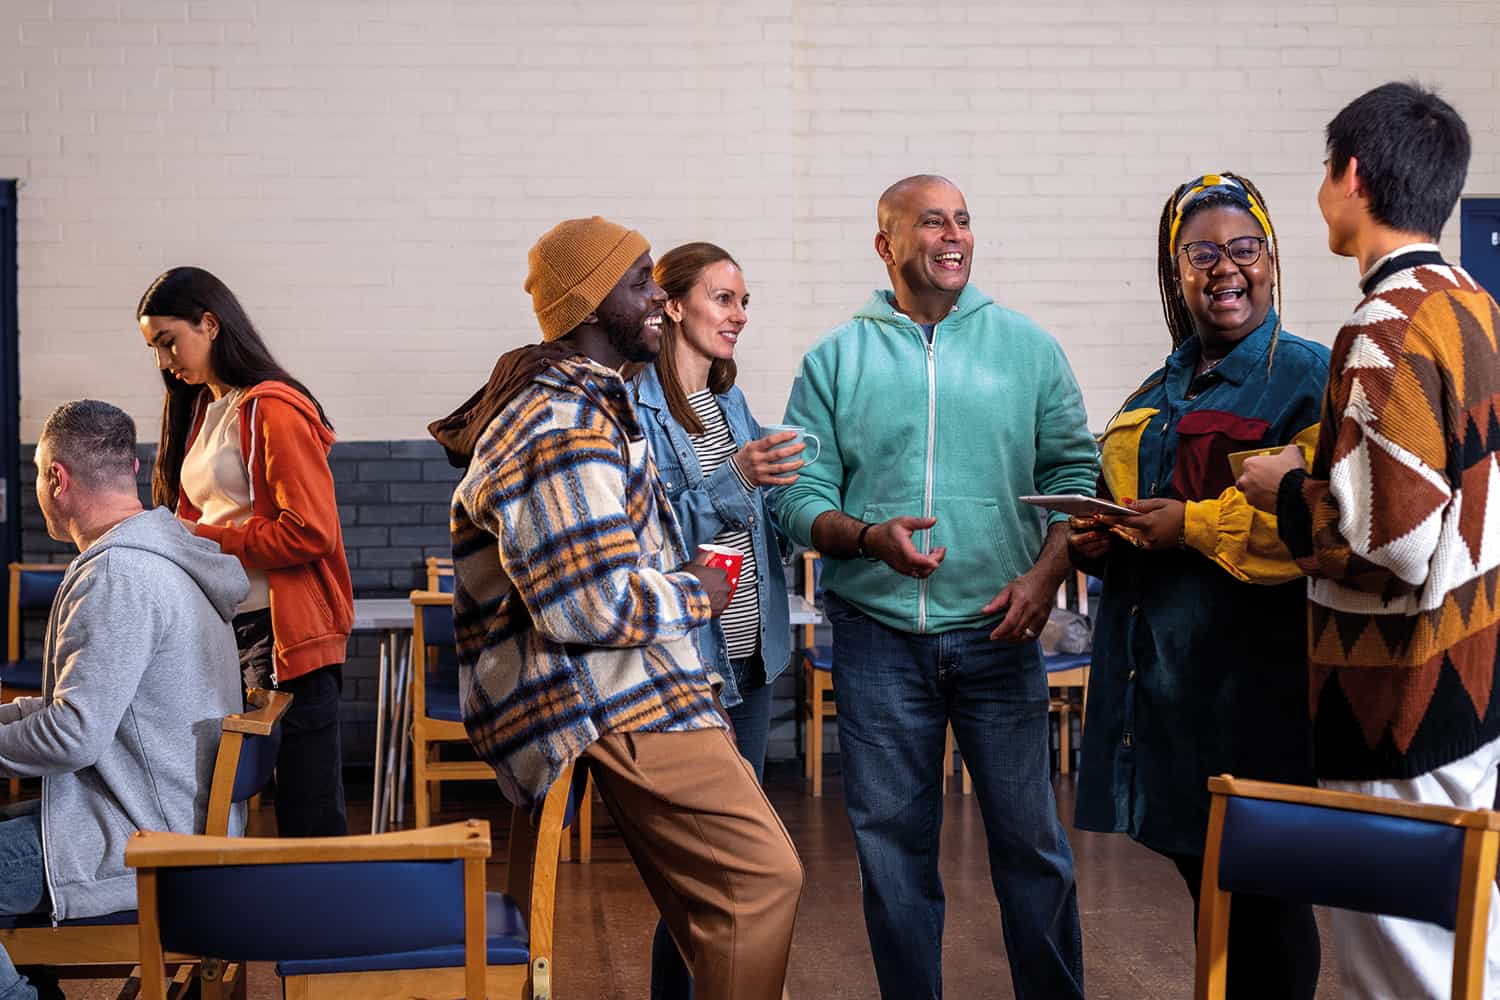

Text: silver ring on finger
xmin=1023 ymin=626 xmax=1038 ymax=639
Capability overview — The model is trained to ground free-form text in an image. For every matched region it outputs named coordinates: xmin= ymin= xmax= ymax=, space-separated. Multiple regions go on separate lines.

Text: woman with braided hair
xmin=1069 ymin=174 xmax=1329 ymax=997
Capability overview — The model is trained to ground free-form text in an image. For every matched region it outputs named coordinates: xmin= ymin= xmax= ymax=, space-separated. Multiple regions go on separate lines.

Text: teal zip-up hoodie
xmin=780 ymin=284 xmax=1098 ymax=634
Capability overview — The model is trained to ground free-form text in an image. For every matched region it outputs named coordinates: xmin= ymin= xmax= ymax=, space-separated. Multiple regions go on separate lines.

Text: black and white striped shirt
xmin=687 ymin=390 xmax=760 ymax=659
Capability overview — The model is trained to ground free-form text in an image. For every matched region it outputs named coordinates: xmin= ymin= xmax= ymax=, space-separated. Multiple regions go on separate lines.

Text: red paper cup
xmin=696 ymin=543 xmax=745 ymax=604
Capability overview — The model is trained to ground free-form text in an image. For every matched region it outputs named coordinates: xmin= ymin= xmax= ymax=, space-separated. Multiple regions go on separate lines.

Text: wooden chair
xmin=559 ymin=771 xmax=594 ymax=865
xmin=0 ymin=689 xmax=291 ymax=992
xmin=410 ymin=590 xmax=496 ymax=828
xmin=130 ymin=765 xmax=576 ymax=1000
xmin=799 ymin=550 xmax=836 ymax=797
xmin=1044 ymin=570 xmax=1094 ymax=776
xmin=944 ymin=727 xmax=972 ymax=796
xmin=425 ymin=555 xmax=454 ymax=593
xmin=2 ymin=562 xmax=68 ymax=798
xmin=1196 ymin=775 xmax=1500 ymax=1000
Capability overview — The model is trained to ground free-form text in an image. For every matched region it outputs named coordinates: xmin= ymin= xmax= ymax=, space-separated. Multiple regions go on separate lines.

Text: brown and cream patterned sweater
xmin=1277 ymin=253 xmax=1500 ymax=780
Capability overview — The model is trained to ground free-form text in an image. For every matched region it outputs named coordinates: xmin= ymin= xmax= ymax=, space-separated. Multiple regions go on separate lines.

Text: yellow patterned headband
xmin=1168 ymin=174 xmax=1273 ymax=252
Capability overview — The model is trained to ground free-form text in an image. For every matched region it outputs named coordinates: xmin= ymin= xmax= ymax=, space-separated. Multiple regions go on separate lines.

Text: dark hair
xmin=1155 ymin=174 xmax=1283 ymax=358
xmin=650 ymin=243 xmax=740 ymax=436
xmin=1326 ymin=81 xmax=1471 ymax=239
xmin=40 ymin=399 xmax=137 ymax=491
xmin=137 ymin=266 xmax=332 ymax=509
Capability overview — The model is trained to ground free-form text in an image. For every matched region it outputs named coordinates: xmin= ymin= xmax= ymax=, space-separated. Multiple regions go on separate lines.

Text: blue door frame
xmin=1461 ymin=197 xmax=1500 ymax=301
xmin=0 ymin=182 xmax=19 ymax=629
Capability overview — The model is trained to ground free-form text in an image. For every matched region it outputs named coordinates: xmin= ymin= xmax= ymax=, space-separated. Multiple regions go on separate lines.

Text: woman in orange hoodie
xmin=138 ymin=266 xmax=354 ymax=837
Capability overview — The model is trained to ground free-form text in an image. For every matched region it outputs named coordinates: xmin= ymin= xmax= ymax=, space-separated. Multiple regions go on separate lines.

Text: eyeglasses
xmin=1178 ymin=236 xmax=1267 ymax=270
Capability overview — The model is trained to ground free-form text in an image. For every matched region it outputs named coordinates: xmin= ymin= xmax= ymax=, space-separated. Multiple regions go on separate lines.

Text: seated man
xmin=0 ymin=399 xmax=247 ymax=1000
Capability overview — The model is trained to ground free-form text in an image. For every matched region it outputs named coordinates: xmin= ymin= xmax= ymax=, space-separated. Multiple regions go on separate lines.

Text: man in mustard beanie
xmin=431 ymin=217 xmax=804 ymax=1000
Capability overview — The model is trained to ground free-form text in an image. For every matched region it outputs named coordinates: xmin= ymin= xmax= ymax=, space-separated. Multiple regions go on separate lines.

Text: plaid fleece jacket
xmin=452 ymin=356 xmax=722 ymax=809
xmin=1278 ymin=257 xmax=1500 ymax=780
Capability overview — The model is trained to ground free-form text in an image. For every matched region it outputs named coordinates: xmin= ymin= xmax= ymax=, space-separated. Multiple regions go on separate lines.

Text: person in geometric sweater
xmin=1239 ymin=81 xmax=1500 ymax=999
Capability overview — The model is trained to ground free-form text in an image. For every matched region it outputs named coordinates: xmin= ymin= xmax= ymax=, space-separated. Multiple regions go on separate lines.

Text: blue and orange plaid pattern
xmin=451 ymin=357 xmax=723 ymax=809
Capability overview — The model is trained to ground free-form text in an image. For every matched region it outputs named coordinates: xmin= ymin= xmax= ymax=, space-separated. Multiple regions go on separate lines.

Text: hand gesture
xmin=733 ymin=431 xmax=805 ymax=487
xmin=865 ymin=516 xmax=947 ymax=578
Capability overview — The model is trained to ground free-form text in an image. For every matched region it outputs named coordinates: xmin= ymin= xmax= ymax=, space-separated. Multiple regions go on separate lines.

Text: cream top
xmin=180 ymin=388 xmax=270 ymax=613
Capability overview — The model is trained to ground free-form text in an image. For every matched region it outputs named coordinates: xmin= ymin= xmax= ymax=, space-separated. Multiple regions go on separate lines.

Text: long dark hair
xmin=138 ymin=266 xmax=333 ymax=509
xmin=651 ymin=242 xmax=740 ymax=436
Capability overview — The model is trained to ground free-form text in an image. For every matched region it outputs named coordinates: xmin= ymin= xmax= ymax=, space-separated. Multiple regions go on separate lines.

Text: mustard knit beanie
xmin=524 ymin=217 xmax=651 ymax=342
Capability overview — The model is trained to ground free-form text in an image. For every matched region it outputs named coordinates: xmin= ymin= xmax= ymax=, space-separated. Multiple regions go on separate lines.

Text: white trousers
xmin=1320 ymin=734 xmax=1500 ymax=1000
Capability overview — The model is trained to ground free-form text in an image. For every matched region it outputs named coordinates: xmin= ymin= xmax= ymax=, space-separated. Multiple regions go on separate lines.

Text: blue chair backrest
xmin=16 ymin=568 xmax=64 ymax=610
xmin=1218 ymin=795 xmax=1467 ymax=929
xmin=421 ymin=602 xmax=456 ymax=649
xmin=436 ymin=572 xmax=455 ymax=594
xmin=229 ymin=724 xmax=284 ymax=803
xmin=157 ymin=858 xmax=467 ymax=960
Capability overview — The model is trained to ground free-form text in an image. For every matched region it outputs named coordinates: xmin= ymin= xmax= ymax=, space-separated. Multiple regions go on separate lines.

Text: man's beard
xmin=603 ymin=314 xmax=657 ymax=363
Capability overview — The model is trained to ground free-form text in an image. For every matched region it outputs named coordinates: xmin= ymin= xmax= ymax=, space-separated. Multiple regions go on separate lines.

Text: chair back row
xmin=6 ymin=562 xmax=67 ymax=662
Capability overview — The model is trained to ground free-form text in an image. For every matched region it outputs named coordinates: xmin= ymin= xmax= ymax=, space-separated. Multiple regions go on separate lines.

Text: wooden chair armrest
xmin=126 ymin=819 xmax=491 ymax=869
xmin=410 ymin=589 xmax=454 ymax=607
xmin=1209 ymin=775 xmax=1500 ymax=830
xmin=222 ymin=689 xmax=294 ymax=736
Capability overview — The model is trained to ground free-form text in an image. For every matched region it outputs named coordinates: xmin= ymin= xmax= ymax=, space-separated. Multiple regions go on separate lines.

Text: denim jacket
xmin=633 ymin=365 xmax=791 ymax=707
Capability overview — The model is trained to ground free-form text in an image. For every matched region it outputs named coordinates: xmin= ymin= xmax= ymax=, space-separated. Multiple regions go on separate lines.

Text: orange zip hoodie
xmin=178 ymin=380 xmax=354 ymax=683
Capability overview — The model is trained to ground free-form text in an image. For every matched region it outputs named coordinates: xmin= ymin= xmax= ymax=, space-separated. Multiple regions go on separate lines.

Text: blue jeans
xmin=0 ymin=800 xmax=49 ymax=1000
xmin=649 ymin=666 xmax=774 ymax=1000
xmin=825 ymin=593 xmax=1084 ymax=1000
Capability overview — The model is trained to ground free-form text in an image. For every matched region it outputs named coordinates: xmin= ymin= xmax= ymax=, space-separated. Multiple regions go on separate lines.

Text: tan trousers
xmin=583 ymin=727 xmax=804 ymax=1000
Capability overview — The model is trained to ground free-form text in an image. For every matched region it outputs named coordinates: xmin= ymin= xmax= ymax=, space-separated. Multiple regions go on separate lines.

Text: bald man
xmin=780 ymin=175 xmax=1094 ymax=999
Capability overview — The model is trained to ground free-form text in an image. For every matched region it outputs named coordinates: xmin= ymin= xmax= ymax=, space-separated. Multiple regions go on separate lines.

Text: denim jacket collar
xmin=1164 ymin=309 xmax=1278 ymax=399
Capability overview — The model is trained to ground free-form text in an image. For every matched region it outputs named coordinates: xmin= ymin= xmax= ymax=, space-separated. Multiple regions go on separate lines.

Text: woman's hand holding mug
xmin=733 ymin=428 xmax=809 ymax=487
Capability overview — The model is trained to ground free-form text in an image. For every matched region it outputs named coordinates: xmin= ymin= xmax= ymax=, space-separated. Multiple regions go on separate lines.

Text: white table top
xmin=352 ymin=597 xmax=415 ymax=632
xmin=354 ymin=594 xmax=823 ymax=632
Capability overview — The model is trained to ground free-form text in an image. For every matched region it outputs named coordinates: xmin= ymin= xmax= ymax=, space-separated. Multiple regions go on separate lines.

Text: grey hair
xmin=40 ymin=400 xmax=137 ymax=491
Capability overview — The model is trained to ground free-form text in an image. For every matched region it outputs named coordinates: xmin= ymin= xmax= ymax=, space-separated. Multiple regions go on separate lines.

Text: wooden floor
xmin=57 ymin=763 xmax=1346 ymax=999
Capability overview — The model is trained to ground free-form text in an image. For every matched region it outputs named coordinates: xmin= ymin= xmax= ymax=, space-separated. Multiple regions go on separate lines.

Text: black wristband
xmin=856 ymin=522 xmax=877 ymax=561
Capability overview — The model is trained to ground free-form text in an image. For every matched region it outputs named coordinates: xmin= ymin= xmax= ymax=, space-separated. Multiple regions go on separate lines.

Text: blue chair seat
xmin=0 ymin=659 xmax=43 ymax=691
xmin=1044 ymin=652 xmax=1090 ymax=674
xmin=0 ymin=908 xmax=136 ymax=930
xmin=803 ymin=647 xmax=832 ymax=672
xmin=276 ymin=891 xmax=527 ymax=975
xmin=425 ymin=680 xmax=463 ymax=723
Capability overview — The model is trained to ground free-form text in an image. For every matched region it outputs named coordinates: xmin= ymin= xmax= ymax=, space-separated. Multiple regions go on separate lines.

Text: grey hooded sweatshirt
xmin=0 ymin=507 xmax=247 ymax=921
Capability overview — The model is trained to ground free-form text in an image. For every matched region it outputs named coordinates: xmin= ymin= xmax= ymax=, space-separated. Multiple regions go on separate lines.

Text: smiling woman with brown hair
xmin=632 ymin=241 xmax=803 ymax=1000
xmin=1068 ymin=174 xmax=1330 ymax=998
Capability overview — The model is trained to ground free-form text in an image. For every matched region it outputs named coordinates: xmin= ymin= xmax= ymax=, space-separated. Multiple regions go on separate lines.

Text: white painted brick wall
xmin=2 ymin=0 xmax=1497 ymax=438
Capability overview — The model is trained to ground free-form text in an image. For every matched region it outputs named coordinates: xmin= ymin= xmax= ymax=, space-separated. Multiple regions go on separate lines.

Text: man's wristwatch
xmin=856 ymin=522 xmax=879 ymax=561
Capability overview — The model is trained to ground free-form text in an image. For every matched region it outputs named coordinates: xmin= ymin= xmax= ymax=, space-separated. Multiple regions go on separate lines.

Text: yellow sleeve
xmin=1181 ymin=424 xmax=1320 ymax=585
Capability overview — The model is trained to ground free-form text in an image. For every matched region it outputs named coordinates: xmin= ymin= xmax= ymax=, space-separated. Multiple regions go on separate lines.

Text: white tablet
xmin=1019 ymin=494 xmax=1134 ymax=517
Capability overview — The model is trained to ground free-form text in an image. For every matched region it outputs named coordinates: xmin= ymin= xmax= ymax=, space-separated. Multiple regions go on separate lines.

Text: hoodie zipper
xmin=40 ymin=774 xmax=58 ymax=924
xmin=919 ymin=325 xmax=937 ymax=634
xmin=40 ymin=589 xmax=62 ymax=924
